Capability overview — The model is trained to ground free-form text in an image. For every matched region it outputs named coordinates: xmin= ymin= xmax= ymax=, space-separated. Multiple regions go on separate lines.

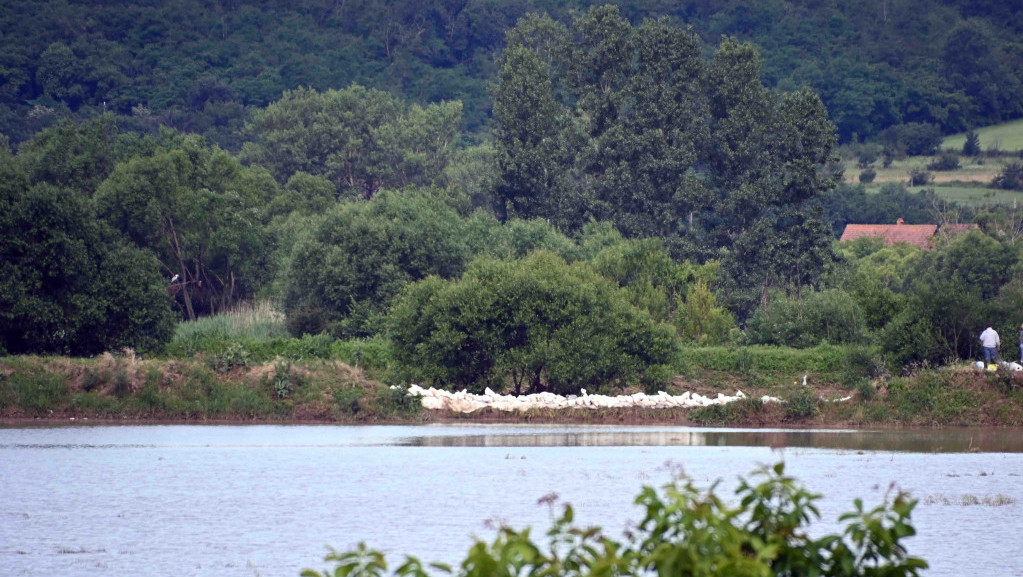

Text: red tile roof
xmin=840 ymin=222 xmax=938 ymax=248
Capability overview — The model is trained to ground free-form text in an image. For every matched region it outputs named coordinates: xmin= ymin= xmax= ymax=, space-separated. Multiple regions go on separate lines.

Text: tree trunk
xmin=166 ymin=217 xmax=196 ymax=321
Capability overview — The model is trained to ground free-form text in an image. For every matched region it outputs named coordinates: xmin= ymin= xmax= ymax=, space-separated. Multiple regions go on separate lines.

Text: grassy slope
xmin=0 ymin=354 xmax=419 ymax=423
xmin=943 ymin=118 xmax=1023 ymax=152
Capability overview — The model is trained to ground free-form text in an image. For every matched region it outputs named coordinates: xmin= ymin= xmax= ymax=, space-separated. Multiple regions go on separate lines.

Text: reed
xmin=173 ymin=301 xmax=287 ymax=343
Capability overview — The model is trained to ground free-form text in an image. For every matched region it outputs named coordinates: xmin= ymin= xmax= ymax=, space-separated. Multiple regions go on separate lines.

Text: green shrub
xmin=880 ymin=122 xmax=943 ymax=157
xmin=132 ymin=380 xmax=167 ymax=412
xmin=270 ymin=360 xmax=295 ymax=399
xmin=207 ymin=342 xmax=252 ymax=372
xmin=992 ymin=161 xmax=1023 ymax=190
xmin=927 ymin=151 xmax=961 ymax=171
xmin=333 ymin=386 xmax=365 ymax=415
xmin=302 ymin=464 xmax=927 ymax=577
xmin=389 ymin=252 xmax=680 ymax=395
xmin=784 ymin=387 xmax=820 ymax=420
xmin=330 ymin=337 xmax=393 ymax=371
xmin=374 ymin=385 xmax=422 ymax=417
xmin=856 ymin=380 xmax=877 ymax=401
xmin=909 ymin=169 xmax=932 ymax=186
xmin=0 ymin=373 xmax=12 ymax=411
xmin=840 ymin=346 xmax=886 ymax=389
xmin=80 ymin=368 xmax=105 ymax=392
xmin=858 ymin=168 xmax=876 ymax=183
xmin=746 ymin=290 xmax=865 ymax=348
xmin=962 ymin=130 xmax=981 ymax=156
xmin=284 ymin=190 xmax=472 ymax=339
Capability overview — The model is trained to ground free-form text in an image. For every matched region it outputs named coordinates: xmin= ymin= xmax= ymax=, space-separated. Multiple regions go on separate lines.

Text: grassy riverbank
xmin=3 ymin=348 xmax=1023 ymax=427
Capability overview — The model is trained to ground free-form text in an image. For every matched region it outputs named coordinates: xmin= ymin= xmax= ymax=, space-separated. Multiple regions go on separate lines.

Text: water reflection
xmin=397 ymin=427 xmax=1023 ymax=453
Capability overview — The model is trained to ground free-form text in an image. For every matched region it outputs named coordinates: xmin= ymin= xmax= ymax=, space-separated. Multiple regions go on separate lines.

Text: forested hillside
xmin=1 ymin=0 xmax=1021 ymax=147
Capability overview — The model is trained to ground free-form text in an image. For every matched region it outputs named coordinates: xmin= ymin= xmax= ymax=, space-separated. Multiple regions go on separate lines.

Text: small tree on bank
xmin=388 ymin=251 xmax=679 ymax=395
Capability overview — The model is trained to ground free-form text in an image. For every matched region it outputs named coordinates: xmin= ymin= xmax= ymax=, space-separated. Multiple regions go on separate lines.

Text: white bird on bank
xmin=802 ymin=374 xmax=808 ymax=386
xmin=170 ymin=274 xmax=180 ymax=283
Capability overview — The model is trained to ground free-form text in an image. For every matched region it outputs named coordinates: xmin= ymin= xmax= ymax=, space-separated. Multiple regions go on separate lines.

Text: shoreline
xmin=4 ymin=354 xmax=1023 ymax=428
xmin=2 ymin=410 xmax=1020 ymax=429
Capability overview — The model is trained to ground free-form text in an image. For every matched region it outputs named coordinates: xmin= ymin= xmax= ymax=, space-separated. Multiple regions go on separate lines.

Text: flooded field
xmin=2 ymin=424 xmax=1021 ymax=576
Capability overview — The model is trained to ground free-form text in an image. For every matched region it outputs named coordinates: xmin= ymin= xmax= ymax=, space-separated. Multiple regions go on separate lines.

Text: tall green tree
xmin=573 ymin=13 xmax=709 ymax=240
xmin=492 ymin=42 xmax=573 ymax=225
xmin=95 ymin=136 xmax=272 ymax=320
xmin=284 ymin=189 xmax=471 ymax=338
xmin=0 ymin=179 xmax=173 ymax=355
xmin=247 ymin=85 xmax=461 ymax=199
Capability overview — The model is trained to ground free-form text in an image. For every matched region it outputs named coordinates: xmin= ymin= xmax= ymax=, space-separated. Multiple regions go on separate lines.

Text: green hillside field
xmin=943 ymin=118 xmax=1023 ymax=153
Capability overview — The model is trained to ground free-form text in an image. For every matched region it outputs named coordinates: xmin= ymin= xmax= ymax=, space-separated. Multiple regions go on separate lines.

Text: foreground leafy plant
xmin=302 ymin=464 xmax=926 ymax=577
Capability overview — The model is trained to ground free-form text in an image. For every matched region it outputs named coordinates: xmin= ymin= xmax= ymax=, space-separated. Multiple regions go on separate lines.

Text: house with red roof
xmin=839 ymin=219 xmax=978 ymax=249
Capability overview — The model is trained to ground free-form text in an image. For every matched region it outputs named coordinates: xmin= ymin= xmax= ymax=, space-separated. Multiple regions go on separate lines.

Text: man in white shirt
xmin=979 ymin=324 xmax=1000 ymax=365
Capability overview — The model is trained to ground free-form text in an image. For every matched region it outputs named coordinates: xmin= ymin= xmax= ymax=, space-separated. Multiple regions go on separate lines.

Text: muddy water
xmin=1 ymin=425 xmax=1021 ymax=577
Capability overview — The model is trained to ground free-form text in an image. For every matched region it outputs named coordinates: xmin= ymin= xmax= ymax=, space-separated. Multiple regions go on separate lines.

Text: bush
xmin=388 ymin=251 xmax=680 ymax=395
xmin=855 ymin=143 xmax=883 ymax=168
xmin=207 ymin=342 xmax=251 ymax=372
xmin=856 ymin=380 xmax=877 ymax=401
xmin=80 ymin=368 xmax=105 ymax=392
xmin=302 ymin=464 xmax=927 ymax=577
xmin=840 ymin=346 xmax=887 ymax=389
xmin=858 ymin=168 xmax=876 ymax=183
xmin=330 ymin=337 xmax=393 ymax=371
xmin=927 ymin=151 xmax=961 ymax=171
xmin=269 ymin=359 xmax=295 ymax=399
xmin=333 ymin=386 xmax=364 ymax=415
xmin=374 ymin=385 xmax=423 ymax=417
xmin=992 ymin=161 xmax=1023 ymax=190
xmin=784 ymin=387 xmax=820 ymax=420
xmin=908 ymin=169 xmax=932 ymax=186
xmin=746 ymin=290 xmax=865 ymax=348
xmin=0 ymin=185 xmax=175 ymax=356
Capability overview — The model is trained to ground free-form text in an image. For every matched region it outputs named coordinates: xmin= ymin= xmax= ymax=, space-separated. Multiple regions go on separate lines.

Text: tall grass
xmin=172 ymin=301 xmax=287 ymax=345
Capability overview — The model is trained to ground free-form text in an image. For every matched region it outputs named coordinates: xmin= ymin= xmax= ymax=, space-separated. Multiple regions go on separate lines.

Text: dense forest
xmin=3 ymin=2 xmax=1023 ymax=395
xmin=1 ymin=0 xmax=1022 ymax=147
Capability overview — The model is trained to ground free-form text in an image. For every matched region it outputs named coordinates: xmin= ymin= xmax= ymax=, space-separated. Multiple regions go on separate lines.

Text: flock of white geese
xmin=400 ymin=384 xmax=797 ymax=413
